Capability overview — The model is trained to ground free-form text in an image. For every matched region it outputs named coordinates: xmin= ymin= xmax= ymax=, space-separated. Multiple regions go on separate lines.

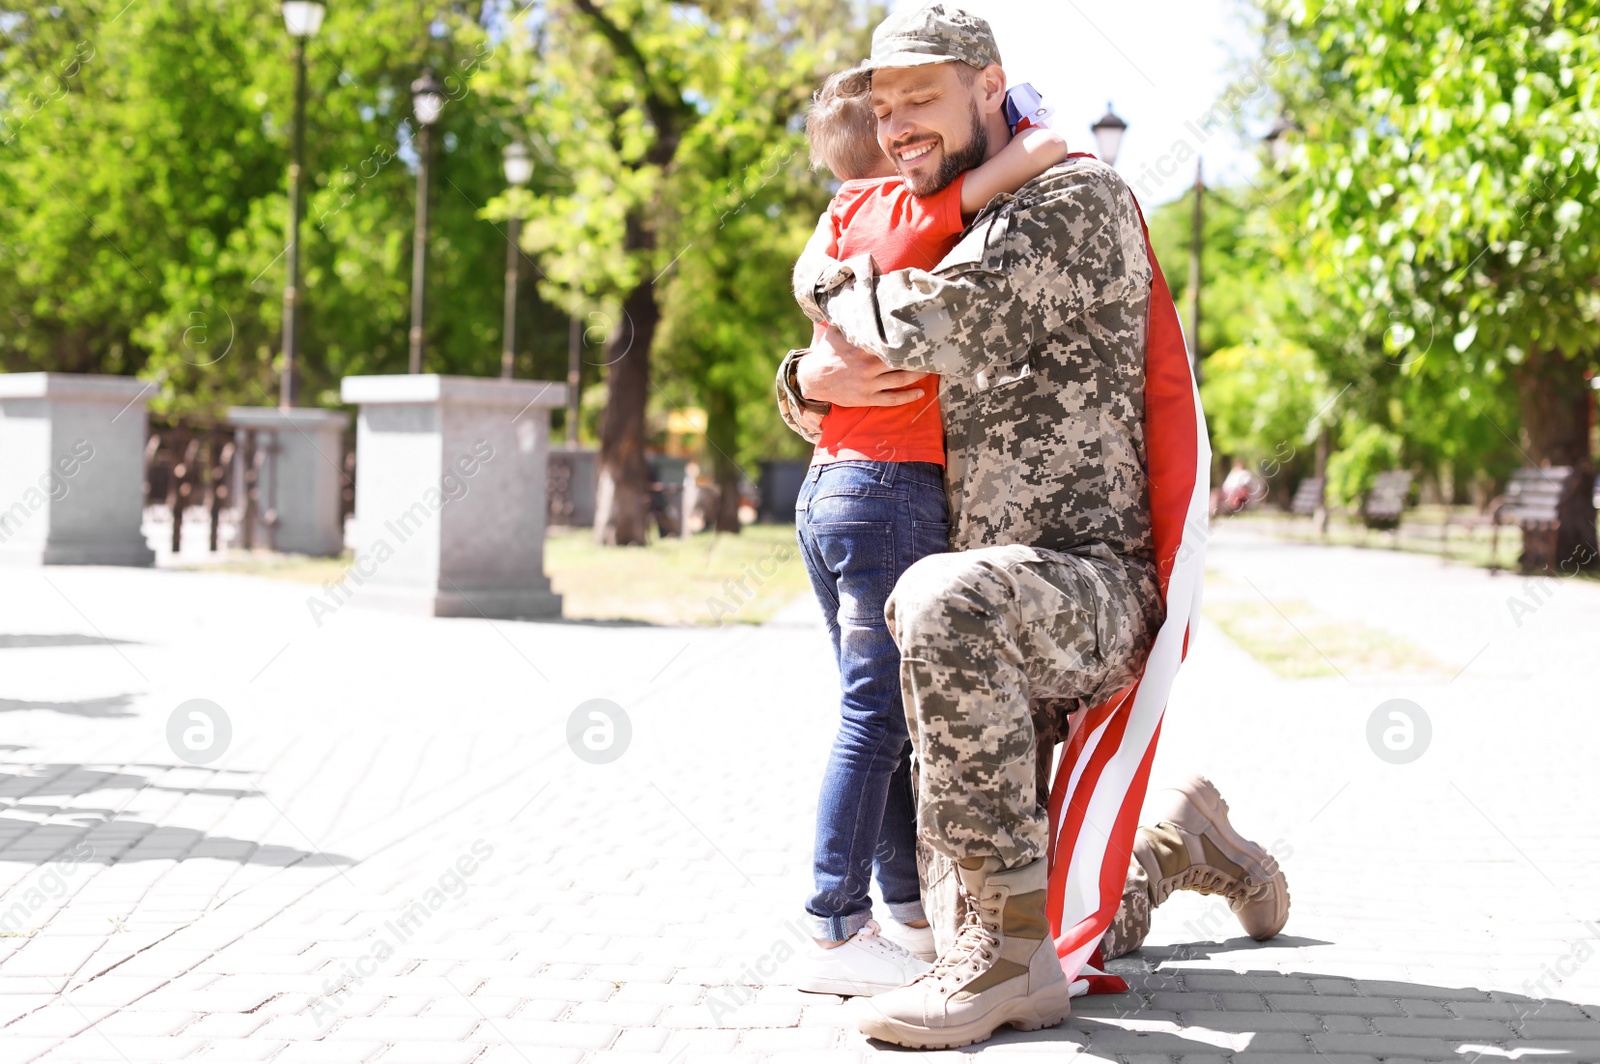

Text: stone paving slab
xmin=1 ymin=527 xmax=1598 ymax=1061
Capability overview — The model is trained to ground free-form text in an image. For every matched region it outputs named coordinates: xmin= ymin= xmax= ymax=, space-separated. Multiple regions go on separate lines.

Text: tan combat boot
xmin=1134 ymin=775 xmax=1289 ymax=940
xmin=857 ymin=856 xmax=1072 ymax=1049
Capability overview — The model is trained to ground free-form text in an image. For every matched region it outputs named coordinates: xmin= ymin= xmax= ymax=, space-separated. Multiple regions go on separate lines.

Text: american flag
xmin=1044 ymin=166 xmax=1211 ymax=994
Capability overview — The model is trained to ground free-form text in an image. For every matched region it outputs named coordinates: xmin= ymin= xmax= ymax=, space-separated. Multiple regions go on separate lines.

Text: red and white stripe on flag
xmin=1044 ymin=158 xmax=1211 ymax=994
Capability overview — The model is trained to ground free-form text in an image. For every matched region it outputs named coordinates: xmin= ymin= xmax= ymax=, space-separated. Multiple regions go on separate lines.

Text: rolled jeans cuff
xmin=803 ymin=907 xmax=876 ymax=944
xmin=885 ymin=898 xmax=927 ymax=925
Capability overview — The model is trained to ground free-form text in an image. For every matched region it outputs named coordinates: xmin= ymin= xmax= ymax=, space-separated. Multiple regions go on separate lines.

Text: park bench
xmin=1290 ymin=477 xmax=1323 ymax=517
xmin=1440 ymin=466 xmax=1583 ymax=573
xmin=1362 ymin=470 xmax=1413 ymax=531
xmin=1495 ymin=466 xmax=1580 ymax=574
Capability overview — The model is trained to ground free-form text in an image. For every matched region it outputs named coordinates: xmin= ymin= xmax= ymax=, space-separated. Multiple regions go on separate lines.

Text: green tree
xmin=0 ymin=0 xmax=574 ymax=418
xmin=654 ymin=145 xmax=827 ymax=531
xmin=1325 ymin=422 xmax=1403 ymax=510
xmin=1148 ymin=186 xmax=1282 ymax=361
xmin=1199 ymin=339 xmax=1327 ymax=496
xmin=481 ymin=0 xmax=875 ymax=544
xmin=1258 ymin=0 xmax=1600 ymax=561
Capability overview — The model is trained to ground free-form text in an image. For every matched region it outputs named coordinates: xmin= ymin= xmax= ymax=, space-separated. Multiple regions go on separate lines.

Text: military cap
xmin=858 ymin=2 xmax=1003 ymax=72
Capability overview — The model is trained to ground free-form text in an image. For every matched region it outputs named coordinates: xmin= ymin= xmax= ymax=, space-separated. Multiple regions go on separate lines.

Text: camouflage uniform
xmin=777 ymin=156 xmax=1165 ymax=872
xmin=1099 ymin=858 xmax=1151 ymax=959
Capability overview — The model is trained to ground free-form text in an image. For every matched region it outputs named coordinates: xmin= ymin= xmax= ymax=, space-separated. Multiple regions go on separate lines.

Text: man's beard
xmin=902 ymin=101 xmax=989 ymax=197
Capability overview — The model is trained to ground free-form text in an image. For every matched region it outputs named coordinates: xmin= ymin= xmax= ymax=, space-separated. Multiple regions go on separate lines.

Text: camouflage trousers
xmin=1099 ymin=858 xmax=1151 ymax=959
xmin=885 ymin=542 xmax=1162 ymax=869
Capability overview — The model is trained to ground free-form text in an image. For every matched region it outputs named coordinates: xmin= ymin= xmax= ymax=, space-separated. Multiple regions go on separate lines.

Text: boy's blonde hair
xmin=805 ymin=69 xmax=887 ymax=181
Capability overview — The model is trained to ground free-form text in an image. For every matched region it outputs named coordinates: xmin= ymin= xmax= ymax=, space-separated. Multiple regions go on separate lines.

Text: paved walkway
xmin=1 ymin=527 xmax=1597 ymax=1062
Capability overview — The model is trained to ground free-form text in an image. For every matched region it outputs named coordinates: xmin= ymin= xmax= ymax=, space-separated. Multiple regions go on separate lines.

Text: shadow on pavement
xmin=0 ymin=634 xmax=141 ymax=649
xmin=860 ymin=957 xmax=1599 ymax=1057
xmin=0 ymin=818 xmax=355 ymax=867
xmin=0 ymin=695 xmax=139 ymax=718
xmin=1 ymin=764 xmax=257 ymax=800
xmin=0 ymin=763 xmax=355 ymax=867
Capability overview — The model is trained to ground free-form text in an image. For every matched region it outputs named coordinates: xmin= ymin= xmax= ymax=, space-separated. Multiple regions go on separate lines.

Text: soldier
xmin=775 ymin=2 xmax=1287 ymax=1049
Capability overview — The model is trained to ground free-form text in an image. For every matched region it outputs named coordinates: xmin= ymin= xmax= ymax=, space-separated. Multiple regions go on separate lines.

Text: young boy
xmin=793 ymin=69 xmax=1069 ymax=996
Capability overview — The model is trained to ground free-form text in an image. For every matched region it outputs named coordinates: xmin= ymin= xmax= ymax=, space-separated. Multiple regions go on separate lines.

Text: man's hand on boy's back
xmin=797 ymin=325 xmax=929 ymax=407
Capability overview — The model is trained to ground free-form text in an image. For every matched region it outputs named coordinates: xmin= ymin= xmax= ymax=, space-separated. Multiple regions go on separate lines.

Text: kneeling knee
xmin=887 ymin=554 xmax=1004 ymax=649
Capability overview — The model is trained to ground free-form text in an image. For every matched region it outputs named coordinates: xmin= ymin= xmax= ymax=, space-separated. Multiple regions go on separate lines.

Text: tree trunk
xmin=593 ymin=233 xmax=661 ymax=546
xmin=704 ymin=384 xmax=742 ymax=534
xmin=1512 ymin=346 xmax=1598 ymax=568
xmin=569 ymin=0 xmax=689 ymax=548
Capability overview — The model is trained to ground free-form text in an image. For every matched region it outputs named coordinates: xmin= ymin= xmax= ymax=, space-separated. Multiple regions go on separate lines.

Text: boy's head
xmin=806 ymin=69 xmax=894 ymax=182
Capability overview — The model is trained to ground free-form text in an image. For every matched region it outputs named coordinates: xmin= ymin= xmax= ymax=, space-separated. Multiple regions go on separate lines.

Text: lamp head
xmin=412 ymin=69 xmax=446 ymax=127
xmin=281 ymin=1 xmax=325 ymax=38
xmin=1090 ymin=101 xmax=1127 ymax=167
xmin=503 ymin=141 xmax=533 ymax=186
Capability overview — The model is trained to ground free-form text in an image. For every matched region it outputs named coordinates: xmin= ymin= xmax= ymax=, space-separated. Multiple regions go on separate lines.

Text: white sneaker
xmin=796 ymin=920 xmax=932 ymax=996
xmin=883 ymin=921 xmax=936 ymax=962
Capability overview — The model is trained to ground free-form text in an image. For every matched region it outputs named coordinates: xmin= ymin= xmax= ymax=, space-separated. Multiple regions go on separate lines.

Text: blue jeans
xmin=795 ymin=460 xmax=950 ymax=941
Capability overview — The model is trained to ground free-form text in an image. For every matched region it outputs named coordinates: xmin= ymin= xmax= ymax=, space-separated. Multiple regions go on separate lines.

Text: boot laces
xmin=919 ymin=895 xmax=999 ymax=989
xmin=1167 ymin=864 xmax=1245 ymax=900
xmin=1158 ymin=860 xmax=1277 ymax=907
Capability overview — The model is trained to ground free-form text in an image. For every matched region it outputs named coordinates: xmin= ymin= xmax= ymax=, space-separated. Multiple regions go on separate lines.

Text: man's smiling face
xmin=871 ymin=61 xmax=999 ymax=196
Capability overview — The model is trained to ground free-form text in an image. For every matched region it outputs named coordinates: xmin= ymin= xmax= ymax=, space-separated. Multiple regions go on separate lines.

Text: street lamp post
xmin=1187 ymin=159 xmax=1205 ymax=383
xmin=1264 ymin=113 xmax=1321 ymax=527
xmin=279 ymin=1 xmax=325 ymax=409
xmin=408 ymin=69 xmax=445 ymax=375
xmin=499 ymin=141 xmax=533 ymax=380
xmin=567 ymin=313 xmax=580 ymax=446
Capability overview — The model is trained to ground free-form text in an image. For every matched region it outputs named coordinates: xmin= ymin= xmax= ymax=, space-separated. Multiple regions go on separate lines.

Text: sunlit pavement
xmin=2 ymin=524 xmax=1597 ymax=1061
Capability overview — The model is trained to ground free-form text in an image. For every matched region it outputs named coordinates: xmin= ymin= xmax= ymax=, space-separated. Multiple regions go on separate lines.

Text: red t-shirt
xmin=811 ymin=175 xmax=967 ymax=466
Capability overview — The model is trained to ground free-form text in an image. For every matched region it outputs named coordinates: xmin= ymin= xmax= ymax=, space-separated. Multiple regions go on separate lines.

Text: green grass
xmin=544 ymin=524 xmax=810 ymax=626
xmin=1203 ymin=595 xmax=1450 ymax=680
xmin=182 ymin=524 xmax=811 ymax=627
xmin=1227 ymin=507 xmax=1517 ymax=571
xmin=180 ymin=551 xmax=349 ymax=585
xmin=1231 ymin=507 xmax=1600 ymax=581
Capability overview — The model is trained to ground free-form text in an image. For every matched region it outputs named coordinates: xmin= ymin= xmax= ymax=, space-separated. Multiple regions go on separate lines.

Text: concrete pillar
xmin=0 ymin=373 xmax=156 ymax=566
xmin=337 ymin=374 xmax=566 ymax=619
xmin=226 ymin=407 xmax=349 ymax=556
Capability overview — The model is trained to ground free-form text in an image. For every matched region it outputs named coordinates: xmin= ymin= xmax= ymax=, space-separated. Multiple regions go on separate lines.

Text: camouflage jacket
xmin=777 ymin=155 xmax=1154 ymax=561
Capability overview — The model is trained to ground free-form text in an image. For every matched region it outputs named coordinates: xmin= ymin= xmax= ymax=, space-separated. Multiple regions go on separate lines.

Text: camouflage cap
xmin=859 ymin=2 xmax=1002 ymax=72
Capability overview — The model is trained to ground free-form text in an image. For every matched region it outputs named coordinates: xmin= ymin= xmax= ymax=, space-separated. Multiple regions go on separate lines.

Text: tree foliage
xmin=0 ymin=0 xmax=607 ymax=417
xmin=1257 ymin=0 xmax=1599 ymax=552
xmin=1199 ymin=339 xmax=1325 ymax=488
xmin=475 ymin=0 xmax=876 ymax=541
xmin=0 ymin=0 xmax=873 ymax=546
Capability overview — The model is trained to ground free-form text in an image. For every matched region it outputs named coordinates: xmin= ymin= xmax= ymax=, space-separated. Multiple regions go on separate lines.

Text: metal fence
xmin=143 ymin=417 xmax=354 ymax=555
